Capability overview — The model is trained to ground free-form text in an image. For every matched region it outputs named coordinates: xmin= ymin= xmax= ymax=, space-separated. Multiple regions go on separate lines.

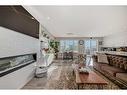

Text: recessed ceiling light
xmin=47 ymin=17 xmax=51 ymax=20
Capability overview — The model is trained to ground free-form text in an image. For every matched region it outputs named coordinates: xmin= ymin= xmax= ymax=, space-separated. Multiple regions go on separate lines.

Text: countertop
xmin=96 ymin=51 xmax=127 ymax=57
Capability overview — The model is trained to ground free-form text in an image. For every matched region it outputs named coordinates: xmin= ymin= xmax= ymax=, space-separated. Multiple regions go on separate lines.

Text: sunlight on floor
xmin=86 ymin=55 xmax=93 ymax=66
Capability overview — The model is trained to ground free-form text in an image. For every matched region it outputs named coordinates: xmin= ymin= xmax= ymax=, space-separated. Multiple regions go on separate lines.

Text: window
xmin=84 ymin=40 xmax=97 ymax=55
xmin=60 ymin=40 xmax=78 ymax=53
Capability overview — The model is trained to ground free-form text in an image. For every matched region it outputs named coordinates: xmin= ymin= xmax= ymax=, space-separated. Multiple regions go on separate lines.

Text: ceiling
xmin=24 ymin=6 xmax=127 ymax=37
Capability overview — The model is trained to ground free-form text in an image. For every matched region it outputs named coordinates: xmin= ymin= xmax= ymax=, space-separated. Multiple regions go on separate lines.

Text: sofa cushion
xmin=107 ymin=54 xmax=127 ymax=70
xmin=116 ymin=73 xmax=127 ymax=82
xmin=97 ymin=53 xmax=109 ymax=64
xmin=93 ymin=62 xmax=108 ymax=72
xmin=101 ymin=65 xmax=126 ymax=77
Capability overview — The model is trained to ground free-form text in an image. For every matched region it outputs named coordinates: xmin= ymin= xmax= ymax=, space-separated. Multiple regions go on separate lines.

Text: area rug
xmin=23 ymin=60 xmax=119 ymax=89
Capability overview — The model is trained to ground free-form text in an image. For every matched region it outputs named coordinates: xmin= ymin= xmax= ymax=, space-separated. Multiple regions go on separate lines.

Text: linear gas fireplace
xmin=0 ymin=53 xmax=37 ymax=77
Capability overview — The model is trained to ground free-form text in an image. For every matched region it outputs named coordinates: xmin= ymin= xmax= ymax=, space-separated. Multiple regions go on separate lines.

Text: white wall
xmin=0 ymin=62 xmax=36 ymax=89
xmin=103 ymin=31 xmax=127 ymax=47
xmin=0 ymin=26 xmax=39 ymax=58
xmin=0 ymin=26 xmax=40 ymax=89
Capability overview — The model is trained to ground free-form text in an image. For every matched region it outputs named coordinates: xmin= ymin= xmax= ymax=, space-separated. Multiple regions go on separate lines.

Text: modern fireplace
xmin=0 ymin=53 xmax=37 ymax=77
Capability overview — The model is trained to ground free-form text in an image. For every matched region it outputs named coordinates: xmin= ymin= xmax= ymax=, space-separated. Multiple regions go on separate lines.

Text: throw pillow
xmin=97 ymin=53 xmax=109 ymax=64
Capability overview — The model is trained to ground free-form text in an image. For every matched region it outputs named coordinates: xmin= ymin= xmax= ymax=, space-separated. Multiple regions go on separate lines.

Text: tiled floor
xmin=23 ymin=59 xmax=119 ymax=89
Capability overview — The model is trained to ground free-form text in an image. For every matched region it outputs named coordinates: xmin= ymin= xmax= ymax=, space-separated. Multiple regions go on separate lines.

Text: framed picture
xmin=79 ymin=40 xmax=84 ymax=45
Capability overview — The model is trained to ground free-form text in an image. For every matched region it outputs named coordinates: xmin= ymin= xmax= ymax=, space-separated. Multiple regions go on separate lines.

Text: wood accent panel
xmin=0 ymin=6 xmax=39 ymax=38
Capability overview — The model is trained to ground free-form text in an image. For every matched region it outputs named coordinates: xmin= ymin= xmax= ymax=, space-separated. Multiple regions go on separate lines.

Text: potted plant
xmin=50 ymin=40 xmax=59 ymax=59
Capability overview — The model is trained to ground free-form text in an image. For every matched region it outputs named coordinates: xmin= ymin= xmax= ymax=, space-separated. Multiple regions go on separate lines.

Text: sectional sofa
xmin=93 ymin=54 xmax=127 ymax=89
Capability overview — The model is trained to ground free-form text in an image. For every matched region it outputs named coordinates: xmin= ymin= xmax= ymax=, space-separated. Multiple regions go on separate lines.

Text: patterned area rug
xmin=23 ymin=60 xmax=119 ymax=89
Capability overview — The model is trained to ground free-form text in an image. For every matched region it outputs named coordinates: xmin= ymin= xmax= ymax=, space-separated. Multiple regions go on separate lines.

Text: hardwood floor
xmin=22 ymin=59 xmax=119 ymax=89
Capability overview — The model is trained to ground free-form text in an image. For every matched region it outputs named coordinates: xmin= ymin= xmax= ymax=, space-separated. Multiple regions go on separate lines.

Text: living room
xmin=24 ymin=6 xmax=127 ymax=89
xmin=0 ymin=0 xmax=127 ymax=95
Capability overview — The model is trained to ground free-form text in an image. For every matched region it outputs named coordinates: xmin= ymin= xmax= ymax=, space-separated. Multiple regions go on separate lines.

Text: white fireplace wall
xmin=0 ymin=62 xmax=36 ymax=89
xmin=0 ymin=26 xmax=40 ymax=58
xmin=0 ymin=26 xmax=39 ymax=89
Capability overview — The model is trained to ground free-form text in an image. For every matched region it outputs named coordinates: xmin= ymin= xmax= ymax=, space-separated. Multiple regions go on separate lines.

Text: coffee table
xmin=72 ymin=64 xmax=108 ymax=89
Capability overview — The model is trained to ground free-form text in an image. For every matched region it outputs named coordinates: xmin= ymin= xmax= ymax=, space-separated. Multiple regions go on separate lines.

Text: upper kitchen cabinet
xmin=0 ymin=6 xmax=39 ymax=38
